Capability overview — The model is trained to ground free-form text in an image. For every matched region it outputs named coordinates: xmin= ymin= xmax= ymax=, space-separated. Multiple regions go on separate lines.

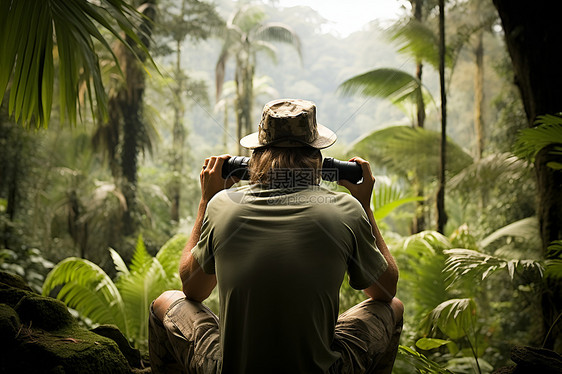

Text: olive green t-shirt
xmin=191 ymin=184 xmax=387 ymax=373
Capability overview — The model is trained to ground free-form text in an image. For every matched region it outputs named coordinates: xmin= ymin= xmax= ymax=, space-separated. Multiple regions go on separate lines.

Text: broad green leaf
xmin=416 ymin=338 xmax=452 ymax=350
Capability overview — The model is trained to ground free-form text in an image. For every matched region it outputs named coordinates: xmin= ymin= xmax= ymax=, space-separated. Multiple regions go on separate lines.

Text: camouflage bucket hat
xmin=240 ymin=99 xmax=337 ymax=149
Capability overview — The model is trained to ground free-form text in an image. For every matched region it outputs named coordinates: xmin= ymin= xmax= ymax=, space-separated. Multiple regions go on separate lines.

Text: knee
xmin=390 ymin=297 xmax=404 ymax=322
xmin=153 ymin=290 xmax=185 ymax=322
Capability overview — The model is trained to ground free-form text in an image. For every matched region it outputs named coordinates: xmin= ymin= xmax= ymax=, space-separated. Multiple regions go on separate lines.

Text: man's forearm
xmin=179 ymin=199 xmax=216 ymax=300
xmin=362 ymin=204 xmax=399 ymax=300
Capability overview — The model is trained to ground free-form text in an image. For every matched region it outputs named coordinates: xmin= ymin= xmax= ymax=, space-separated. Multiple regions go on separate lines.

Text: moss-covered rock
xmin=0 ymin=271 xmax=150 ymax=373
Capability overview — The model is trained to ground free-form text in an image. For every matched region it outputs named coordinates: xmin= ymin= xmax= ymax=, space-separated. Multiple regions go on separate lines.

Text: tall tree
xmin=93 ymin=0 xmax=157 ymax=236
xmin=215 ymin=5 xmax=301 ymax=155
xmin=156 ymin=0 xmax=222 ymax=222
xmin=492 ymin=0 xmax=562 ymax=349
xmin=435 ymin=0 xmax=447 ymax=233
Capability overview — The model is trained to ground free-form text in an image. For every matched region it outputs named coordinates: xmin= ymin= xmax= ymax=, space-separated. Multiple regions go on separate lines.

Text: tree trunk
xmin=118 ymin=0 xmax=157 ymax=235
xmin=474 ymin=31 xmax=485 ymax=160
xmin=171 ymin=39 xmax=186 ymax=223
xmin=411 ymin=0 xmax=426 ymax=233
xmin=436 ymin=0 xmax=447 ymax=234
xmin=493 ymin=0 xmax=562 ymax=349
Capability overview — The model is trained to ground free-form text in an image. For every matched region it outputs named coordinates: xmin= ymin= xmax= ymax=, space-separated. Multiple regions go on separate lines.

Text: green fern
xmin=42 ymin=257 xmax=128 ymax=333
xmin=43 ymin=234 xmax=188 ymax=351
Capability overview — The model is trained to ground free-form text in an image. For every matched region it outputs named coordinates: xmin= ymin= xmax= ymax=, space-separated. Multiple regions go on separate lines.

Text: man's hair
xmin=249 ymin=146 xmax=322 ymax=186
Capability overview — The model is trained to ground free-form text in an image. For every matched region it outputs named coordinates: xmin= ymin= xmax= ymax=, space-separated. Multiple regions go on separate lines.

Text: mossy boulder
xmin=0 ymin=271 xmax=150 ymax=373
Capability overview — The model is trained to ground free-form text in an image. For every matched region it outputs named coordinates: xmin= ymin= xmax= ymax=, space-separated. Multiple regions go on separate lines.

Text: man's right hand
xmin=200 ymin=154 xmax=238 ymax=203
xmin=338 ymin=157 xmax=375 ymax=209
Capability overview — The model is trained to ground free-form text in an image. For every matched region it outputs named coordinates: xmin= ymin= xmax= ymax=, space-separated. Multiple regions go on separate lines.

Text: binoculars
xmin=221 ymin=156 xmax=363 ymax=184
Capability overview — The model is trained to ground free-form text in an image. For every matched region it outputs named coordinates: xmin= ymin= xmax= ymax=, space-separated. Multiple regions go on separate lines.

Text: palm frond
xmin=387 ymin=19 xmax=450 ymax=70
xmin=374 ymin=181 xmax=423 ymax=221
xmin=448 ymin=153 xmax=528 ymax=194
xmin=253 ymin=40 xmax=279 ymax=64
xmin=513 ymin=115 xmax=562 ymax=169
xmin=338 ymin=69 xmax=424 ymax=109
xmin=397 ymin=345 xmax=454 ymax=373
xmin=395 ymin=231 xmax=453 ymax=319
xmin=252 ymin=23 xmax=302 ymax=60
xmin=479 ymin=217 xmax=539 ymax=249
xmin=422 ymin=298 xmax=477 ymax=340
xmin=0 ymin=0 xmax=151 ymax=128
xmin=444 ymin=248 xmax=544 ymax=284
xmin=349 ymin=126 xmax=473 ymax=183
xmin=42 ymin=257 xmax=127 ymax=332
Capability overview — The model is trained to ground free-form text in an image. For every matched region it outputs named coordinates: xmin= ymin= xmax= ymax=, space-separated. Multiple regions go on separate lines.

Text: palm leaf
xmin=397 ymin=345 xmax=454 ymax=373
xmin=448 ymin=153 xmax=528 ymax=194
xmin=42 ymin=257 xmax=127 ymax=332
xmin=339 ymin=69 xmax=425 ymax=108
xmin=229 ymin=4 xmax=266 ymax=33
xmin=479 ymin=217 xmax=540 ymax=249
xmin=395 ymin=231 xmax=452 ymax=319
xmin=513 ymin=115 xmax=562 ymax=169
xmin=387 ymin=19 xmax=448 ymax=69
xmin=0 ymin=0 xmax=151 ymax=128
xmin=252 ymin=23 xmax=302 ymax=60
xmin=444 ymin=248 xmax=544 ymax=284
xmin=422 ymin=298 xmax=477 ymax=340
xmin=374 ymin=181 xmax=424 ymax=221
xmin=349 ymin=126 xmax=473 ymax=183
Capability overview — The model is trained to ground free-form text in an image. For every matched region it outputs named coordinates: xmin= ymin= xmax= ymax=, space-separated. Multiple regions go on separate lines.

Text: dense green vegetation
xmin=1 ymin=0 xmax=561 ymax=372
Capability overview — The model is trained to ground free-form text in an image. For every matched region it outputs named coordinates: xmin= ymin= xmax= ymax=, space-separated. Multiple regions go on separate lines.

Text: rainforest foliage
xmin=1 ymin=0 xmax=561 ymax=372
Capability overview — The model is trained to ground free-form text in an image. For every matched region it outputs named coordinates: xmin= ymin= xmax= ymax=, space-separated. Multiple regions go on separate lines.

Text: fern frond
xmin=129 ymin=234 xmax=152 ymax=274
xmin=42 ymin=257 xmax=127 ymax=332
xmin=156 ymin=234 xmax=188 ymax=284
xmin=117 ymin=258 xmax=168 ymax=349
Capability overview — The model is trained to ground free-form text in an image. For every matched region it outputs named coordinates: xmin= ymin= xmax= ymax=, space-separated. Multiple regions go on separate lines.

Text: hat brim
xmin=240 ymin=123 xmax=337 ymax=149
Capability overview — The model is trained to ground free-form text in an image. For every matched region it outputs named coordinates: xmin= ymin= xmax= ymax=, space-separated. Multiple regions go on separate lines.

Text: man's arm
xmin=179 ymin=155 xmax=236 ymax=302
xmin=339 ymin=157 xmax=399 ymax=303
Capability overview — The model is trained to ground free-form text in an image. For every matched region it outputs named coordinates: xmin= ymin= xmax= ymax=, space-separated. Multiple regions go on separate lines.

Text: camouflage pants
xmin=148 ymin=298 xmax=402 ymax=374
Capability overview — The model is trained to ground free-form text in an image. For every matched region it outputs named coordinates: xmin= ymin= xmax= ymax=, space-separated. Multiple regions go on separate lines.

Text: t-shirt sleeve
xmin=190 ymin=210 xmax=216 ymax=274
xmin=347 ymin=209 xmax=388 ymax=290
